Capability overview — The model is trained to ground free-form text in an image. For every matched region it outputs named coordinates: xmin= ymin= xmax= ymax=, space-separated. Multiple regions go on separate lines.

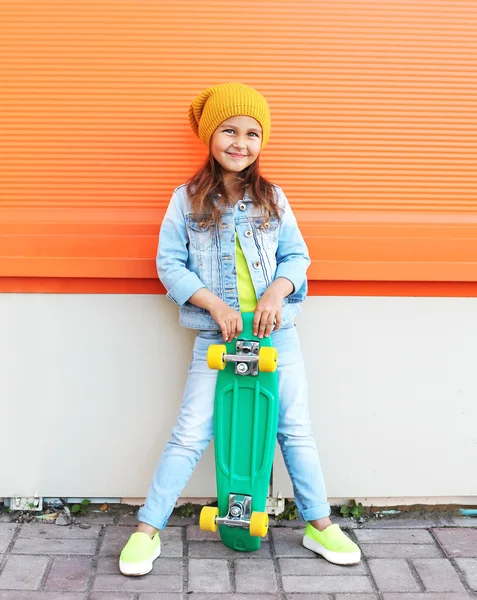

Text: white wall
xmin=1 ymin=294 xmax=476 ymax=503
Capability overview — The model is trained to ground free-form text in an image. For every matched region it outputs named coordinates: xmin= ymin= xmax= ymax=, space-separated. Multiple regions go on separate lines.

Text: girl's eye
xmin=223 ymin=128 xmax=235 ymax=134
xmin=248 ymin=132 xmax=259 ymax=138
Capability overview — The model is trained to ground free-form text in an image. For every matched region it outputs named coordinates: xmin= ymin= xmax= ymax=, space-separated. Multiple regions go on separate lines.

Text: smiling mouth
xmin=227 ymin=152 xmax=247 ymax=159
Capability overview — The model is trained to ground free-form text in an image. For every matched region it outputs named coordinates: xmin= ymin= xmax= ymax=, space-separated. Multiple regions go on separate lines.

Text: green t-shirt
xmin=235 ymin=234 xmax=257 ymax=312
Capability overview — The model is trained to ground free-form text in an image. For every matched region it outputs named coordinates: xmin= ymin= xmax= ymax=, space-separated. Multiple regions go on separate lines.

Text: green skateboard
xmin=199 ymin=312 xmax=279 ymax=552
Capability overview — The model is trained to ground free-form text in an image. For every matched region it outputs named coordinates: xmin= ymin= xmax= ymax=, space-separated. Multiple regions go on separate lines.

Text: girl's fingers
xmin=252 ymin=310 xmax=262 ymax=336
xmin=230 ymin=318 xmax=237 ymax=341
xmin=258 ymin=311 xmax=271 ymax=338
xmin=219 ymin=321 xmax=228 ymax=342
xmin=232 ymin=316 xmax=241 ymax=339
xmin=217 ymin=312 xmax=243 ymax=342
xmin=264 ymin=316 xmax=275 ymax=337
xmin=236 ymin=314 xmax=243 ymax=337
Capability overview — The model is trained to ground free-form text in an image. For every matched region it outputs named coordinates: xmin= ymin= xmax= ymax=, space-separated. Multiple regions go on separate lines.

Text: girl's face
xmin=210 ymin=116 xmax=262 ymax=176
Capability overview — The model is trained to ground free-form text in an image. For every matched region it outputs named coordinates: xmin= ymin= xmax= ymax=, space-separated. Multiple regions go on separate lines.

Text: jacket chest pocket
xmin=186 ymin=216 xmax=215 ymax=252
xmin=251 ymin=216 xmax=280 ymax=250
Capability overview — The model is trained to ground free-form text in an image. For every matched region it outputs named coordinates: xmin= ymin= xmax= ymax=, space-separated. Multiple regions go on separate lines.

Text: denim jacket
xmin=157 ymin=183 xmax=311 ymax=330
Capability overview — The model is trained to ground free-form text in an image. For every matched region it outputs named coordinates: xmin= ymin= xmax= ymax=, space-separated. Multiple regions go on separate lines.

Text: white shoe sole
xmin=119 ymin=544 xmax=161 ymax=576
xmin=303 ymin=535 xmax=361 ymax=565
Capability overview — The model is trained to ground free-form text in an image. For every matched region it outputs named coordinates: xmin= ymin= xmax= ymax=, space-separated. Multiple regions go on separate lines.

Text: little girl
xmin=119 ymin=82 xmax=361 ymax=576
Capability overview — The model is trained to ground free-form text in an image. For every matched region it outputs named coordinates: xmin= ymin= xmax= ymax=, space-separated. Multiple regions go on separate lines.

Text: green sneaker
xmin=303 ymin=523 xmax=361 ymax=565
xmin=119 ymin=531 xmax=161 ymax=576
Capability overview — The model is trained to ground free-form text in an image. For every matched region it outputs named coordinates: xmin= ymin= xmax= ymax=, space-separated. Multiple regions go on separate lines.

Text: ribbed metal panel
xmin=1 ymin=0 xmax=476 ymax=286
xmin=2 ymin=0 xmax=476 ymax=213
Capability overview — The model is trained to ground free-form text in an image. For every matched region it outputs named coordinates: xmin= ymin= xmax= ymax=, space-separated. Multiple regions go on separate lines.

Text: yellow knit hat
xmin=188 ymin=82 xmax=271 ymax=148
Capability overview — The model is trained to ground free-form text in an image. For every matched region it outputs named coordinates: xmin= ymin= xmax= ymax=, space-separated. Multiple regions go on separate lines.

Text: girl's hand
xmin=209 ymin=300 xmax=243 ymax=343
xmin=253 ymin=278 xmax=294 ymax=338
xmin=188 ymin=289 xmax=243 ymax=343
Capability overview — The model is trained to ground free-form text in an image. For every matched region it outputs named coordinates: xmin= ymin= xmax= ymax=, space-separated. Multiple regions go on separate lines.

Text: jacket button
xmin=245 ymin=230 xmax=252 ymax=238
xmin=239 ymin=203 xmax=246 ymax=211
xmin=253 ymin=261 xmax=260 ymax=269
xmin=264 ymin=222 xmax=270 ymax=229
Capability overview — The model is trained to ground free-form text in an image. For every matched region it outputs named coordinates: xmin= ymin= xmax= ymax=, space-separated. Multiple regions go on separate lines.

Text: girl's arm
xmin=189 ymin=288 xmax=243 ymax=342
xmin=157 ymin=191 xmax=206 ymax=306
xmin=274 ymin=189 xmax=311 ymax=295
xmin=253 ymin=277 xmax=293 ymax=338
xmin=254 ymin=188 xmax=311 ymax=338
xmin=157 ymin=190 xmax=242 ymax=342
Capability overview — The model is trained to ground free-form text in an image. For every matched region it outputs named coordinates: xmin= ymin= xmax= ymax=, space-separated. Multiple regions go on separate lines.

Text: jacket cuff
xmin=167 ymin=272 xmax=206 ymax=306
xmin=275 ymin=263 xmax=305 ymax=294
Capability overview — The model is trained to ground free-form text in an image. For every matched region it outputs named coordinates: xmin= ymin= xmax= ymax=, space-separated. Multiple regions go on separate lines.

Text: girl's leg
xmin=272 ymin=325 xmax=361 ymax=565
xmin=272 ymin=325 xmax=332 ymax=523
xmin=137 ymin=333 xmax=219 ymax=531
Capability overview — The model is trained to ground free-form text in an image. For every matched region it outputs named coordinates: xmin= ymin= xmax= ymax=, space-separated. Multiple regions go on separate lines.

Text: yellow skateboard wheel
xmin=250 ymin=511 xmax=269 ymax=537
xmin=258 ymin=347 xmax=278 ymax=372
xmin=199 ymin=506 xmax=219 ymax=532
xmin=207 ymin=344 xmax=227 ymax=370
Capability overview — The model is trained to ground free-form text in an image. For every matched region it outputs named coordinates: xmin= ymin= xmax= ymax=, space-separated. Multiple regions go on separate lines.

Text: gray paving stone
xmin=186 ymin=525 xmax=219 ymax=541
xmin=235 ymin=559 xmax=277 ymax=593
xmin=0 ymin=555 xmax=49 ymax=590
xmin=116 ymin=512 xmax=140 ymax=526
xmin=285 ymin=595 xmax=333 ymax=600
xmin=0 ymin=519 xmax=473 ymax=599
xmin=279 ymin=556 xmax=366 ymax=575
xmin=282 ymin=574 xmax=373 ymax=593
xmin=136 ymin=595 xmax=185 ymax=600
xmin=100 ymin=526 xmax=182 ymax=558
xmin=361 ymin=543 xmax=441 ymax=558
xmin=75 ymin=512 xmax=116 ymax=525
xmin=271 ymin=528 xmax=313 ymax=557
xmin=137 ymin=595 xmax=184 ymax=600
xmin=17 ymin=524 xmax=100 ymax=539
xmin=188 ymin=558 xmax=231 ymax=593
xmin=0 ymin=526 xmax=16 ymax=554
xmin=382 ymin=594 xmax=471 ymax=600
xmin=90 ymin=594 xmax=134 ymax=600
xmin=456 ymin=558 xmax=477 ymax=590
xmin=189 ymin=596 xmax=278 ymax=600
xmin=360 ymin=520 xmax=441 ymax=529
xmin=43 ymin=555 xmax=92 ymax=591
xmin=149 ymin=527 xmax=185 ymax=559
xmin=186 ymin=524 xmax=269 ymax=542
xmin=98 ymin=526 xmax=134 ymax=556
xmin=368 ymin=558 xmax=420 ymax=592
xmin=0 ymin=594 xmax=83 ymax=599
xmin=334 ymin=596 xmax=379 ymax=600
xmin=363 ymin=518 xmax=477 ymax=529
xmin=413 ymin=559 xmax=467 ymax=592
xmin=96 ymin=555 xmax=122 ymax=575
xmin=11 ymin=537 xmax=96 ymax=555
xmin=0 ymin=516 xmax=12 ymax=524
xmin=188 ymin=540 xmax=271 ymax=558
xmin=354 ymin=529 xmax=434 ymax=544
xmin=433 ymin=528 xmax=477 ymax=558
xmin=97 ymin=555 xmax=181 ymax=576
xmin=93 ymin=573 xmax=181 ymax=593
xmin=270 ymin=519 xmax=306 ymax=529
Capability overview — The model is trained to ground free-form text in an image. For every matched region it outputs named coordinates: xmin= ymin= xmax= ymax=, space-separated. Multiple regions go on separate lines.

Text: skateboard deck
xmin=200 ymin=312 xmax=279 ymax=552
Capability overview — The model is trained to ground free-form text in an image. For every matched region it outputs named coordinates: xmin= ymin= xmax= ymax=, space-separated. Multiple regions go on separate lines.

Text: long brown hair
xmin=186 ymin=155 xmax=281 ymax=225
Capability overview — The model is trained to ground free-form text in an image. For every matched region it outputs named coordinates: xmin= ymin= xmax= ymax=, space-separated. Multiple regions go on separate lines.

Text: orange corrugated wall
xmin=1 ymin=0 xmax=476 ymax=294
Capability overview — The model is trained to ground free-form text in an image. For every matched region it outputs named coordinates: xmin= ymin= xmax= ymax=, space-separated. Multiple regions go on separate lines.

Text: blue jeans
xmin=138 ymin=324 xmax=331 ymax=529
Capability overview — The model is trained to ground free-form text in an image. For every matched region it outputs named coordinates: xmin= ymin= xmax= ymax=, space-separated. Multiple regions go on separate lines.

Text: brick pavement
xmin=0 ymin=517 xmax=475 ymax=599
